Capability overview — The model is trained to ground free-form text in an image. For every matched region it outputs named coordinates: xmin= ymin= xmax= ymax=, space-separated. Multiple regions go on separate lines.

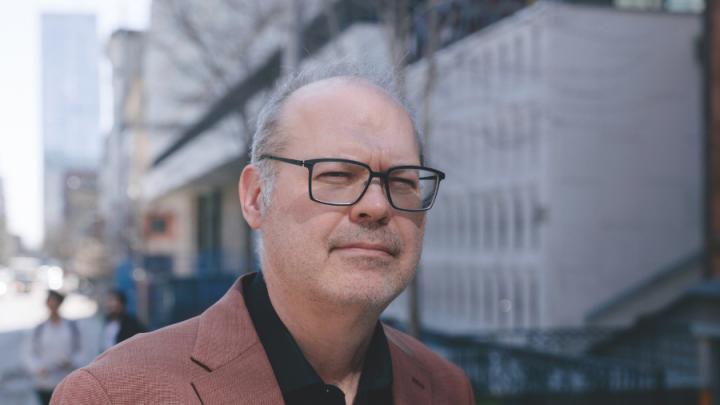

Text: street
xmin=0 ymin=283 xmax=102 ymax=404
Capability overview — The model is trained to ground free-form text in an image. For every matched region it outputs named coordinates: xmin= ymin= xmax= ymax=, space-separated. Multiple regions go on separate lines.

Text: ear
xmin=239 ymin=164 xmax=263 ymax=230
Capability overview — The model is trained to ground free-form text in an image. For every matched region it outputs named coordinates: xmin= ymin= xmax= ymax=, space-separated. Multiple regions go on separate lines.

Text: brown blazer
xmin=51 ymin=277 xmax=475 ymax=404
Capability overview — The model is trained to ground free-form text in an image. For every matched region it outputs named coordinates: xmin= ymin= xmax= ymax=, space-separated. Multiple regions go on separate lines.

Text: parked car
xmin=8 ymin=256 xmax=40 ymax=294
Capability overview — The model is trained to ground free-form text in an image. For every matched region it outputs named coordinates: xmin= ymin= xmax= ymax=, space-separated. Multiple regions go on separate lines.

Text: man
xmin=25 ymin=291 xmax=83 ymax=405
xmin=101 ymin=289 xmax=145 ymax=352
xmin=51 ymin=65 xmax=474 ymax=404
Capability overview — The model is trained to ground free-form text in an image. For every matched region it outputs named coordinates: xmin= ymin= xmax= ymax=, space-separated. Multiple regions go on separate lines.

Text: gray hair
xmin=250 ymin=61 xmax=423 ymax=208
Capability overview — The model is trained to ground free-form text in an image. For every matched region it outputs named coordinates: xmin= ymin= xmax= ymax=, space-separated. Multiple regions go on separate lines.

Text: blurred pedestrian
xmin=24 ymin=290 xmax=82 ymax=405
xmin=101 ymin=289 xmax=145 ymax=352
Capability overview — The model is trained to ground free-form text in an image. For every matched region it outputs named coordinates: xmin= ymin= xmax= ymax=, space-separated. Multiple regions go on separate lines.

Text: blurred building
xmin=379 ymin=2 xmax=703 ymax=333
xmin=99 ymin=29 xmax=149 ymax=313
xmin=0 ymin=176 xmax=8 ymax=264
xmin=615 ymin=0 xmax=704 ymax=12
xmin=40 ymin=13 xmax=101 ymax=262
xmin=61 ymin=170 xmax=103 ymax=278
xmin=0 ymin=178 xmax=20 ymax=263
xmin=101 ymin=30 xmax=146 ymax=268
xmin=137 ymin=0 xmax=296 ymax=282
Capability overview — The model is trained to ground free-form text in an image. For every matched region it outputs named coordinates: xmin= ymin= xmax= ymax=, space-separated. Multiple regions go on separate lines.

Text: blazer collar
xmin=189 ymin=274 xmax=284 ymax=404
xmin=189 ymin=274 xmax=432 ymax=405
xmin=385 ymin=326 xmax=433 ymax=405
xmin=190 ymin=275 xmax=258 ymax=370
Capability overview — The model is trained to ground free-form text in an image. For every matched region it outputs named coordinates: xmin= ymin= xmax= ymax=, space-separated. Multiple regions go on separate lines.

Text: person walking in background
xmin=101 ymin=289 xmax=145 ymax=352
xmin=25 ymin=290 xmax=83 ymax=405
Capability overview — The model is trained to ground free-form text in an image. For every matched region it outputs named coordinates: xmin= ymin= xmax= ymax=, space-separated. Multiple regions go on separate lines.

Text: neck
xmin=264 ymin=271 xmax=382 ymax=395
xmin=49 ymin=313 xmax=61 ymax=323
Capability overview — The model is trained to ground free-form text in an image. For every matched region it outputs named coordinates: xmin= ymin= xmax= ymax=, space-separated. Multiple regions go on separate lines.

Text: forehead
xmin=278 ymin=77 xmax=419 ymax=164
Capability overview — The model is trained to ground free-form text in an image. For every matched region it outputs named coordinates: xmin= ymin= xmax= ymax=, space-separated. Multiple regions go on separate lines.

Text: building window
xmin=514 ymin=34 xmax=524 ymax=82
xmin=470 ymin=192 xmax=481 ymax=249
xmin=513 ymin=190 xmax=525 ymax=250
xmin=483 ymin=193 xmax=494 ymax=250
xmin=197 ymin=189 xmax=222 ymax=275
xmin=497 ymin=192 xmax=508 ymax=251
xmin=531 ymin=186 xmax=544 ymax=250
xmin=144 ymin=212 xmax=174 ymax=239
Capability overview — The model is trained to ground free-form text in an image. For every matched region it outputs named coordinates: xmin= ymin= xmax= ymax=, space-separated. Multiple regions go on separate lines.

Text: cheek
xmin=262 ymin=203 xmax=340 ymax=268
xmin=400 ymin=214 xmax=426 ymax=249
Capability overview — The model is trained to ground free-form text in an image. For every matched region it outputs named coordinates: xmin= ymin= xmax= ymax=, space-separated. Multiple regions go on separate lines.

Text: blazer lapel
xmin=190 ymin=342 xmax=283 ymax=404
xmin=189 ymin=275 xmax=283 ymax=404
xmin=386 ymin=328 xmax=433 ymax=405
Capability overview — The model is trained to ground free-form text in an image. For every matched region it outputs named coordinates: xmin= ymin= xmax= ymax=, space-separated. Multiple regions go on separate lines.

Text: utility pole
xmin=703 ymin=1 xmax=720 ymax=404
xmin=408 ymin=0 xmax=440 ymax=339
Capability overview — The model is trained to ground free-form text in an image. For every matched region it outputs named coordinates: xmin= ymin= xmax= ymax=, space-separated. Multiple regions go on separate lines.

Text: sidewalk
xmin=0 ymin=286 xmax=103 ymax=404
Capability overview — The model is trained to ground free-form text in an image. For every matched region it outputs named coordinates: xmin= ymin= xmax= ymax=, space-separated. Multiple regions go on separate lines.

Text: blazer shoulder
xmin=100 ymin=315 xmax=199 ymax=364
xmin=62 ymin=316 xmax=206 ymax=404
xmin=51 ymin=369 xmax=112 ymax=404
xmin=383 ymin=325 xmax=463 ymax=375
xmin=383 ymin=325 xmax=475 ymax=403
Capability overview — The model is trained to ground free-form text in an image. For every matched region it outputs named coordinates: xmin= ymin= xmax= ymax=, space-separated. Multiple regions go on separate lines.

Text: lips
xmin=328 ymin=230 xmax=403 ymax=258
xmin=332 ymin=242 xmax=396 ymax=256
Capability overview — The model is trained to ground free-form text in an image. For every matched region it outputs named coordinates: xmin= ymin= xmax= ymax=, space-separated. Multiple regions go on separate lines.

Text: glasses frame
xmin=260 ymin=154 xmax=446 ymax=212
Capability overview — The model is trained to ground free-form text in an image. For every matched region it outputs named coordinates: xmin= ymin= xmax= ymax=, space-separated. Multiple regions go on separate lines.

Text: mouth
xmin=331 ymin=242 xmax=396 ymax=257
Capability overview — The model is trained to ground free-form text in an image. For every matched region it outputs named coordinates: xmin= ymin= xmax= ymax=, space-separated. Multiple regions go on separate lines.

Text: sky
xmin=0 ymin=0 xmax=150 ymax=249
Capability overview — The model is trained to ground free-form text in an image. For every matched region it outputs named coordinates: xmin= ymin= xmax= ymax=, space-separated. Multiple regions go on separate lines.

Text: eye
xmin=314 ymin=170 xmax=359 ymax=184
xmin=389 ymin=176 xmax=419 ymax=191
xmin=321 ymin=171 xmax=352 ymax=178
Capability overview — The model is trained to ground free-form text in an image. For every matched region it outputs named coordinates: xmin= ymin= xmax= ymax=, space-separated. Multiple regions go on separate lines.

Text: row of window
xmin=420 ymin=265 xmax=541 ymax=330
xmin=431 ymin=111 xmax=542 ymax=179
xmin=439 ymin=24 xmax=544 ymax=90
xmin=427 ymin=186 xmax=544 ymax=253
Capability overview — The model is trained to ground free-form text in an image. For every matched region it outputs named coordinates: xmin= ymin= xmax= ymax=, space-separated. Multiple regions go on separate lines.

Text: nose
xmin=349 ymin=178 xmax=391 ymax=225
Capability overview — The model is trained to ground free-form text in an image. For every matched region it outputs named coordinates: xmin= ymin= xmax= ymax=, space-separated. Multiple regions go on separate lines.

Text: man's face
xmin=252 ymin=78 xmax=425 ymax=310
xmin=105 ymin=294 xmax=124 ymax=317
xmin=46 ymin=295 xmax=61 ymax=314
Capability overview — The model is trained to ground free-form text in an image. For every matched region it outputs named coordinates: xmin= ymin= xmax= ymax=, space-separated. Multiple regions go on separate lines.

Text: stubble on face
xmin=262 ymin=207 xmax=424 ymax=311
xmin=258 ymin=77 xmax=426 ymax=311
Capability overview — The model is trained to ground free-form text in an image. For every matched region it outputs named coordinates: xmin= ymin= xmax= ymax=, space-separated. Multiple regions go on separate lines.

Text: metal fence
xmin=417 ymin=330 xmax=700 ymax=404
xmin=425 ymin=333 xmax=662 ymax=394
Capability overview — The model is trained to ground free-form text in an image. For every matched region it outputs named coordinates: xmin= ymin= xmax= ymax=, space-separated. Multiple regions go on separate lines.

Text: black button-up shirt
xmin=243 ymin=272 xmax=394 ymax=405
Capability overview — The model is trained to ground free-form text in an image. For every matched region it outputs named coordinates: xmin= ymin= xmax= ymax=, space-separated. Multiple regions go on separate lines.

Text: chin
xmin=316 ymin=268 xmax=411 ymax=309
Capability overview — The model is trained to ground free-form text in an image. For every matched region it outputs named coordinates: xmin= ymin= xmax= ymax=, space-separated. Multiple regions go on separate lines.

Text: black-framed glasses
xmin=260 ymin=155 xmax=445 ymax=212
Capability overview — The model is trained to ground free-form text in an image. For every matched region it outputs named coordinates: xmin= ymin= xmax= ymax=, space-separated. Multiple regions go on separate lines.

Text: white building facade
xmin=383 ymin=3 xmax=703 ymax=331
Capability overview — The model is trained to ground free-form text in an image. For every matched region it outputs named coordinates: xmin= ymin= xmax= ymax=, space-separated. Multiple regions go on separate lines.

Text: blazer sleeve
xmin=51 ymin=369 xmax=112 ymax=405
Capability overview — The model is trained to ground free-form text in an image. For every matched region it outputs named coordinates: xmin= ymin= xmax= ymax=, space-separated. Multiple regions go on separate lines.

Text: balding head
xmin=250 ymin=63 xmax=422 ymax=207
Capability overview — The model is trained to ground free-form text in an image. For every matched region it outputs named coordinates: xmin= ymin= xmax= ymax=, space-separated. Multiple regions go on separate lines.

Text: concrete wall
xmin=391 ymin=3 xmax=701 ymax=330
xmin=392 ymin=5 xmax=547 ymax=332
xmin=542 ymin=5 xmax=702 ymax=326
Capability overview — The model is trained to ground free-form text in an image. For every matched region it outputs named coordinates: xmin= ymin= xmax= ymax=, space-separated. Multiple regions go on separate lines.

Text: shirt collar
xmin=243 ymin=272 xmax=393 ymax=396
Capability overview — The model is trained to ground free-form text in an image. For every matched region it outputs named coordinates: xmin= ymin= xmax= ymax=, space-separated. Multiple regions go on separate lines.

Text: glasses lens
xmin=387 ymin=167 xmax=440 ymax=210
xmin=310 ymin=160 xmax=370 ymax=204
